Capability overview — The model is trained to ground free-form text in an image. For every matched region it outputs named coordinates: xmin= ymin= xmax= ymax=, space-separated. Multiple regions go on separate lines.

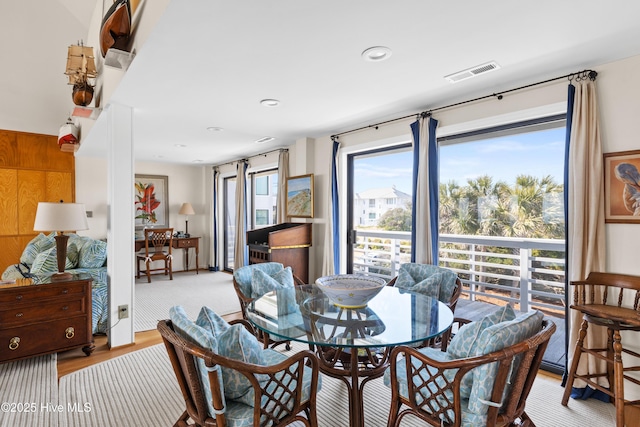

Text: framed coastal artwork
xmin=286 ymin=174 xmax=314 ymax=218
xmin=604 ymin=149 xmax=640 ymax=223
xmin=135 ymin=174 xmax=169 ymax=229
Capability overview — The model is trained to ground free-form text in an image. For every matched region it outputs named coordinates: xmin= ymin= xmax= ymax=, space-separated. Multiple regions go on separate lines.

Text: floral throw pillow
xmin=217 ymin=324 xmax=267 ymax=400
xmin=251 ymin=267 xmax=299 ymax=315
xmin=447 ymin=304 xmax=517 ymax=359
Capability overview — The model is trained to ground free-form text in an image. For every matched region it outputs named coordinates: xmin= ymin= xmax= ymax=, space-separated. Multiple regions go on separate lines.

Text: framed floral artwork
xmin=135 ymin=174 xmax=169 ymax=229
xmin=604 ymin=149 xmax=640 ymax=223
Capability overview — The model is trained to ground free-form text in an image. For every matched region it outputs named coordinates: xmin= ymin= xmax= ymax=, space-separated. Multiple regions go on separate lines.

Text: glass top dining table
xmin=246 ymin=283 xmax=454 ymax=427
xmin=247 ymin=284 xmax=454 ymax=350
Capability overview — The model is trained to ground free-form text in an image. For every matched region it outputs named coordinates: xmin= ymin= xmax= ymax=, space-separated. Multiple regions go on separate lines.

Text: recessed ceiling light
xmin=206 ymin=126 xmax=224 ymax=132
xmin=192 ymin=159 xmax=204 ymax=163
xmin=175 ymin=144 xmax=187 ymax=148
xmin=260 ymin=99 xmax=280 ymax=107
xmin=255 ymin=136 xmax=275 ymax=144
xmin=362 ymin=46 xmax=392 ymax=62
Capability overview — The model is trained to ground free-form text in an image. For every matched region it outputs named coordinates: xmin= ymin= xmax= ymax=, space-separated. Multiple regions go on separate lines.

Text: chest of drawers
xmin=0 ymin=275 xmax=94 ymax=363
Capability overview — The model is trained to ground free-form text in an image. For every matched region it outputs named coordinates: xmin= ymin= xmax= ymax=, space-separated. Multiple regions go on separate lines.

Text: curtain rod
xmin=213 ymin=148 xmax=287 ymax=169
xmin=331 ymin=69 xmax=597 ymax=139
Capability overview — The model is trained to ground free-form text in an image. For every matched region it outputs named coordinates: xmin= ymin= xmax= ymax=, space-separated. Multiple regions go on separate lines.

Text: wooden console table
xmin=0 ymin=274 xmax=94 ymax=363
xmin=173 ymin=236 xmax=199 ymax=273
xmin=135 ymin=236 xmax=200 ymax=273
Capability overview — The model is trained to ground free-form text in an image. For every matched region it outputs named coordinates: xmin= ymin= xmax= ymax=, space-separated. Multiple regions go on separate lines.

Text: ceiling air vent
xmin=444 ymin=61 xmax=501 ymax=84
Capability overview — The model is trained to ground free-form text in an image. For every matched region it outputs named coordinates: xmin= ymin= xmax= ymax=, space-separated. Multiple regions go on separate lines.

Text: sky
xmin=353 ymin=127 xmax=565 ymax=194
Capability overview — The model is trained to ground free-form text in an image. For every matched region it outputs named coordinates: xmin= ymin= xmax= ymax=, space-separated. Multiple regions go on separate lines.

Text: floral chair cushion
xmin=169 ymin=305 xmax=223 ymax=418
xmin=217 ymin=324 xmax=268 ymax=400
xmin=466 ymin=310 xmax=544 ymax=415
xmin=196 ymin=305 xmax=231 ymax=343
xmin=251 ymin=267 xmax=299 ymax=315
xmin=233 ymin=262 xmax=284 ymax=299
xmin=447 ymin=305 xmax=516 ymax=359
xmin=394 ymin=263 xmax=458 ymax=303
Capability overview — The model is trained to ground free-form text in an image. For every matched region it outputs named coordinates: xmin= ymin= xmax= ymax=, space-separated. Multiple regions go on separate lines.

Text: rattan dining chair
xmin=158 ymin=318 xmax=320 ymax=427
xmin=385 ymin=317 xmax=555 ymax=427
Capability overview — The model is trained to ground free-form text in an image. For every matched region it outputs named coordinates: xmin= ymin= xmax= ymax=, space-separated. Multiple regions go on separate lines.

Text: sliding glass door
xmin=346 ymin=144 xmax=413 ymax=278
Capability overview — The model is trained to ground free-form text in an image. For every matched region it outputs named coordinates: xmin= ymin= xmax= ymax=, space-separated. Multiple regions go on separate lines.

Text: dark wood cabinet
xmin=0 ymin=274 xmax=94 ymax=363
xmin=247 ymin=223 xmax=312 ymax=283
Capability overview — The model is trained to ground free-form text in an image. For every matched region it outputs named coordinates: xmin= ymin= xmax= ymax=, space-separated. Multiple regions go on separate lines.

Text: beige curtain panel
xmin=566 ymin=79 xmax=607 ymax=388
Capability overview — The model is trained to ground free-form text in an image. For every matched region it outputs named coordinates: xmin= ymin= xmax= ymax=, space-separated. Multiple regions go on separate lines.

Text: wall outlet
xmin=118 ymin=304 xmax=129 ymax=319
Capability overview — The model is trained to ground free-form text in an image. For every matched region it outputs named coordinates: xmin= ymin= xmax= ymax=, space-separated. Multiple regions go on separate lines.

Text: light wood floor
xmin=56 ymin=311 xmax=243 ymax=379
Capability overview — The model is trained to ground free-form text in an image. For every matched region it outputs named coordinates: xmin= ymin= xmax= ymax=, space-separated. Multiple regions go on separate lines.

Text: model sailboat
xmin=64 ymin=43 xmax=97 ymax=106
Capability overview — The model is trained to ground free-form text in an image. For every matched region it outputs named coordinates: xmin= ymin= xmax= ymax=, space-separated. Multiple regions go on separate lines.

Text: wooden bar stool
xmin=561 ymin=272 xmax=640 ymax=427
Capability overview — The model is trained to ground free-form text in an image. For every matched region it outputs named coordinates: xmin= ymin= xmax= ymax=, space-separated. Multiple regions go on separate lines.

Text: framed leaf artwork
xmin=135 ymin=174 xmax=169 ymax=229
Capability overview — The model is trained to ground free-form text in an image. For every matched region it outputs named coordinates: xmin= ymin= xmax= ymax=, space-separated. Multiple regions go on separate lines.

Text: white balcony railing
xmin=352 ymin=230 xmax=565 ymax=315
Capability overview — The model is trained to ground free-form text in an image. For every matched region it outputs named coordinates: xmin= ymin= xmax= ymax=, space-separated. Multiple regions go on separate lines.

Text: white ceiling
xmin=4 ymin=1 xmax=640 ymax=165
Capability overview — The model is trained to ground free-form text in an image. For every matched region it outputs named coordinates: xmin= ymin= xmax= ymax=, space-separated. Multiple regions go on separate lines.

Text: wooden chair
xmin=136 ymin=227 xmax=174 ymax=283
xmin=386 ymin=318 xmax=555 ymax=427
xmin=561 ymin=272 xmax=640 ymax=427
xmin=157 ymin=319 xmax=320 ymax=427
xmin=388 ymin=265 xmax=463 ymax=350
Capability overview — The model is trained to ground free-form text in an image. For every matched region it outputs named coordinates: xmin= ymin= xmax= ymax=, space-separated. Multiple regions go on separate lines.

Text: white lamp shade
xmin=179 ymin=203 xmax=195 ymax=215
xmin=33 ymin=202 xmax=89 ymax=232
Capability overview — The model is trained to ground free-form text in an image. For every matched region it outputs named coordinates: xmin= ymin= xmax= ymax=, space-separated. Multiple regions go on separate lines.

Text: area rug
xmin=57 ymin=342 xmax=616 ymax=426
xmin=134 ymin=271 xmax=240 ymax=332
xmin=0 ymin=354 xmax=58 ymax=427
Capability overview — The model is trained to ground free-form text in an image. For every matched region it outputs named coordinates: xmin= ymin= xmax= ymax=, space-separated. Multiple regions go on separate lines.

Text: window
xmin=347 ymin=144 xmax=413 ymax=276
xmin=248 ymin=169 xmax=278 ymax=229
xmin=438 ymin=116 xmax=566 ymax=239
xmin=255 ymin=209 xmax=269 ymax=225
xmin=438 ymin=114 xmax=567 ymax=372
xmin=255 ymin=175 xmax=269 ymax=195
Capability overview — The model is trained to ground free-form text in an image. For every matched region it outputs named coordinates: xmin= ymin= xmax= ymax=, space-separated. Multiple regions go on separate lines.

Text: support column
xmin=106 ymin=103 xmax=135 ymax=347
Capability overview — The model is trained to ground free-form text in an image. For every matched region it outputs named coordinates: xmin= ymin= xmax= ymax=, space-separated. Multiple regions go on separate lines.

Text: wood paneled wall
xmin=0 ymin=129 xmax=75 ymax=274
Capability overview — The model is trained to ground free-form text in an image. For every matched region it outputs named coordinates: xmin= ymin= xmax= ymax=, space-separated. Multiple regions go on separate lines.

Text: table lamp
xmin=178 ymin=202 xmax=195 ymax=237
xmin=33 ymin=202 xmax=89 ymax=281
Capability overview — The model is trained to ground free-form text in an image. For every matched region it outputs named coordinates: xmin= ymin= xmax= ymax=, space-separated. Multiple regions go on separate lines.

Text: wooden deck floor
xmin=455 ymin=299 xmax=567 ymax=371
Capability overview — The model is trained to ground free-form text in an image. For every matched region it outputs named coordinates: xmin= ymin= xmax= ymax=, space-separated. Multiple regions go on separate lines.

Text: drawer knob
xmin=16 ymin=312 xmax=23 ymax=317
xmin=62 ymin=289 xmax=69 ymax=294
xmin=65 ymin=327 xmax=75 ymax=339
xmin=9 ymin=337 xmax=20 ymax=350
xmin=62 ymin=306 xmax=69 ymax=311
xmin=16 ymin=295 xmax=23 ymax=300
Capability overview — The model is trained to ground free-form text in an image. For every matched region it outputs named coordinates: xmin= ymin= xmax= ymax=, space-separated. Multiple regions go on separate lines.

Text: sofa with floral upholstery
xmin=1 ymin=233 xmax=108 ymax=334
